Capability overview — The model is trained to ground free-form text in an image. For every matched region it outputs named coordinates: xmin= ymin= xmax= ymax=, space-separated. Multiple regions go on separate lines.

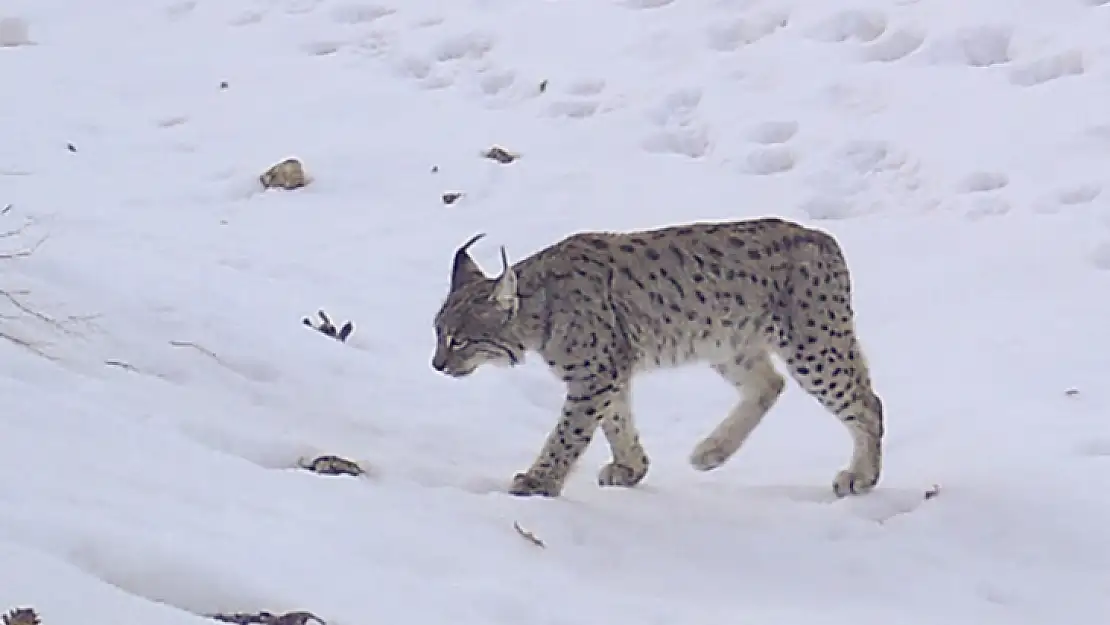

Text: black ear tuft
xmin=451 ymin=232 xmax=488 ymax=290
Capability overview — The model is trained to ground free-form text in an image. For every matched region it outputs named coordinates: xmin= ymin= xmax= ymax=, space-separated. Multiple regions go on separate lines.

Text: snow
xmin=1 ymin=0 xmax=1108 ymax=623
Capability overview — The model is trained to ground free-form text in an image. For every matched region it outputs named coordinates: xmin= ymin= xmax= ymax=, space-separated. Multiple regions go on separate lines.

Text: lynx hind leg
xmin=690 ymin=350 xmax=786 ymax=472
xmin=597 ymin=385 xmax=651 ymax=488
xmin=775 ymin=321 xmax=884 ymax=497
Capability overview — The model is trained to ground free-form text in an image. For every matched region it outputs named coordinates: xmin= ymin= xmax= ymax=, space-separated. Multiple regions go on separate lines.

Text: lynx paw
xmin=597 ymin=462 xmax=648 ymax=488
xmin=689 ymin=438 xmax=733 ymax=471
xmin=832 ymin=469 xmax=879 ymax=497
xmin=508 ymin=472 xmax=561 ymax=497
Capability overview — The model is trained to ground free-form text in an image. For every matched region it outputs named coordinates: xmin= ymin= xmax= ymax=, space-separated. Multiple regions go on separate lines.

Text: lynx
xmin=431 ymin=217 xmax=884 ymax=498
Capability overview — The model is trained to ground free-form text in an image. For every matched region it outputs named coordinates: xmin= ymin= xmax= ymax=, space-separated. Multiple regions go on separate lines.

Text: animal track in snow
xmin=302 ymin=40 xmax=342 ymax=56
xmin=384 ymin=28 xmax=503 ymax=94
xmin=329 ymin=3 xmax=395 ymax=24
xmin=1036 ymin=183 xmax=1103 ymax=213
xmin=350 ymin=30 xmax=393 ymax=58
xmin=1090 ymin=242 xmax=1110 ymax=270
xmin=741 ymin=147 xmax=794 ymax=175
xmin=642 ymin=88 xmax=710 ymax=158
xmin=798 ymin=197 xmax=854 ymax=220
xmin=956 ymin=171 xmax=1009 ymax=193
xmin=646 ymin=87 xmax=702 ymax=126
xmin=705 ymin=11 xmax=788 ymax=52
xmin=394 ymin=55 xmax=433 ymax=80
xmin=838 ymin=140 xmax=913 ymax=178
xmin=1074 ymin=438 xmax=1110 ymax=457
xmin=546 ymin=100 xmax=600 ymax=119
xmin=53 ymin=525 xmax=299 ymax=618
xmin=820 ymin=80 xmax=886 ymax=116
xmin=804 ymin=9 xmax=886 ymax=43
xmin=228 ymin=10 xmax=264 ymax=26
xmin=859 ymin=29 xmax=925 ymax=62
xmin=1009 ymin=50 xmax=1084 ymax=86
xmin=393 ymin=55 xmax=452 ymax=89
xmin=166 ymin=1 xmax=197 ymax=19
xmin=477 ymin=69 xmax=515 ymax=96
xmin=924 ymin=26 xmax=1012 ymax=67
xmin=283 ymin=0 xmax=324 ymax=15
xmin=643 ymin=128 xmax=711 ymax=159
xmin=1056 ymin=183 xmax=1101 ymax=205
xmin=745 ymin=120 xmax=798 ymax=145
xmin=623 ymin=0 xmax=675 ymax=9
xmin=964 ymin=196 xmax=1012 ymax=220
xmin=432 ymin=31 xmax=495 ymax=62
xmin=385 ymin=28 xmax=497 ymax=93
xmin=564 ymin=79 xmax=606 ymax=97
xmin=801 ymin=139 xmax=927 ymax=217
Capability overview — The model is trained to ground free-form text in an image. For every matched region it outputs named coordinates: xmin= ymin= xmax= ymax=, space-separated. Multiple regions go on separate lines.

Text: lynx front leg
xmin=597 ymin=385 xmax=650 ymax=488
xmin=509 ymin=382 xmax=623 ymax=497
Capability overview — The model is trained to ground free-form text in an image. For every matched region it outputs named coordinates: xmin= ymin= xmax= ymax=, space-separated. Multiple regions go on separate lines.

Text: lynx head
xmin=432 ymin=233 xmax=524 ymax=377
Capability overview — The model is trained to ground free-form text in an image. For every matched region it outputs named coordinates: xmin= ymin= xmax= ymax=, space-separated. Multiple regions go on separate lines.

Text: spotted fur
xmin=431 ymin=217 xmax=884 ymax=498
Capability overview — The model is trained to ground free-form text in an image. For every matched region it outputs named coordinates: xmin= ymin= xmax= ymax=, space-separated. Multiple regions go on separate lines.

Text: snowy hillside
xmin=1 ymin=0 xmax=1109 ymax=623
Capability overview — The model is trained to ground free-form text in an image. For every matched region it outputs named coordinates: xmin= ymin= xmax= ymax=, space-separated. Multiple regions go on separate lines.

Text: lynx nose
xmin=431 ymin=354 xmax=447 ymax=372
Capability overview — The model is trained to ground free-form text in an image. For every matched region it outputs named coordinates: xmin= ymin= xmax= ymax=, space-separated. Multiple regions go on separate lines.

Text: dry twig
xmin=302 ymin=309 xmax=353 ymax=342
xmin=513 ymin=521 xmax=546 ymax=548
xmin=924 ymin=484 xmax=941 ymax=500
xmin=169 ymin=340 xmax=223 ymax=362
xmin=0 ymin=213 xmax=89 ymax=357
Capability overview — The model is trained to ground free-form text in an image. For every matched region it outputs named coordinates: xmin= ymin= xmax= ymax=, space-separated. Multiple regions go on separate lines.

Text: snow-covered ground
xmin=2 ymin=0 xmax=1109 ymax=623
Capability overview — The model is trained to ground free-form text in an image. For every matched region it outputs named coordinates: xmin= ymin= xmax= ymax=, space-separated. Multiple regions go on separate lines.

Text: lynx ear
xmin=490 ymin=245 xmax=518 ymax=315
xmin=450 ymin=233 xmax=487 ymax=291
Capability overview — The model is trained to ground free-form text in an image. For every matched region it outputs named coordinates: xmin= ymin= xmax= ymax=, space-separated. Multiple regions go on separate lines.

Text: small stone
xmin=220 ymin=81 xmax=229 ymax=89
xmin=273 ymin=612 xmax=325 ymax=625
xmin=442 ymin=191 xmax=464 ymax=205
xmin=299 ymin=455 xmax=364 ymax=477
xmin=260 ymin=158 xmax=309 ymax=190
xmin=482 ymin=146 xmax=518 ymax=164
xmin=3 ymin=609 xmax=40 ymax=625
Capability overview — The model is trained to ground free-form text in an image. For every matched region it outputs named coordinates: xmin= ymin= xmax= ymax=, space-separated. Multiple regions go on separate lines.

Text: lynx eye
xmin=449 ymin=336 xmax=469 ymax=349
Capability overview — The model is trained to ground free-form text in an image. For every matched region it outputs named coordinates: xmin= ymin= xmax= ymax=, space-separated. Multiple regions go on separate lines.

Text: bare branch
xmin=104 ymin=359 xmax=140 ymax=373
xmin=0 ymin=212 xmax=90 ymax=357
xmin=513 ymin=521 xmax=546 ymax=548
xmin=0 ymin=330 xmax=56 ymax=360
xmin=0 ymin=288 xmax=73 ymax=333
xmin=169 ymin=340 xmax=221 ymax=360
